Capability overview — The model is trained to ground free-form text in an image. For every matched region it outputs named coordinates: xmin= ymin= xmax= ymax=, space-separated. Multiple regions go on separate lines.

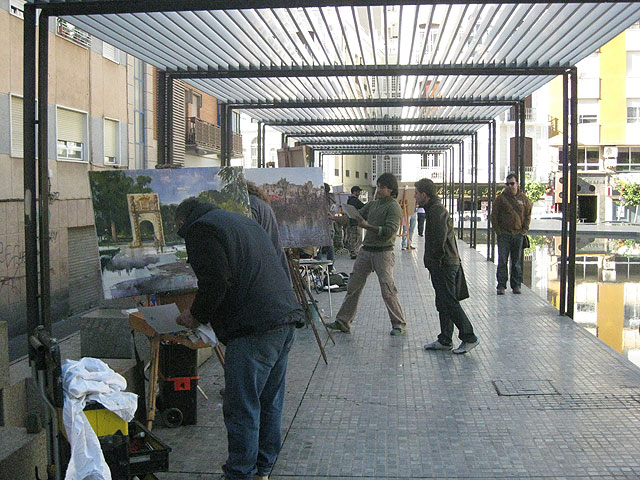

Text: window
xmin=616 ymin=147 xmax=640 ymax=172
xmin=56 ymin=18 xmax=92 ymax=48
xmin=102 ymin=42 xmax=120 ymax=63
xmin=345 ymin=170 xmax=350 ymax=177
xmin=251 ymin=138 xmax=258 ymax=166
xmin=334 ymin=169 xmax=339 ymax=177
xmin=355 ymin=171 xmax=360 ymax=178
xmin=10 ymin=0 xmax=25 ymax=18
xmin=10 ymin=96 xmax=23 ymax=158
xmin=56 ymin=107 xmax=86 ymax=162
xmin=232 ymin=111 xmax=241 ymax=134
xmin=364 ymin=172 xmax=368 ymax=179
xmin=627 ymin=52 xmax=640 ymax=77
xmin=133 ymin=58 xmax=146 ymax=169
xmin=628 ymin=99 xmax=640 ymax=123
xmin=575 ymin=147 xmax=600 ymax=171
xmin=579 ymin=114 xmax=598 ymax=124
xmin=104 ymin=119 xmax=119 ymax=165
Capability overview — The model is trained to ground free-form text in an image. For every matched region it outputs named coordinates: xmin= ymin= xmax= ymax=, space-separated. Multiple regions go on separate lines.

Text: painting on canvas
xmin=89 ymin=166 xmax=249 ymax=299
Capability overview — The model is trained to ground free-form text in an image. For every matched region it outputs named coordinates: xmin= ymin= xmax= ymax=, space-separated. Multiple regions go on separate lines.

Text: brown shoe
xmin=254 ymin=476 xmax=269 ymax=480
xmin=497 ymin=287 xmax=506 ymax=295
xmin=513 ymin=287 xmax=522 ymax=294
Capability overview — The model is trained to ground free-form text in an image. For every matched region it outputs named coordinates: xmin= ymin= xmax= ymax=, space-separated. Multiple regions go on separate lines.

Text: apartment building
xmin=549 ymin=23 xmax=640 ymax=223
xmin=1 ymin=2 xmax=241 ymax=342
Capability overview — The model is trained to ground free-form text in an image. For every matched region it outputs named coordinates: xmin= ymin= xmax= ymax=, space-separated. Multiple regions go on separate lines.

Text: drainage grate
xmin=493 ymin=379 xmax=560 ymax=396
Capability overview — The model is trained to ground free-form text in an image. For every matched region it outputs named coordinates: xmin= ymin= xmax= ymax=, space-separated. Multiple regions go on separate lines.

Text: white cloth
xmin=62 ymin=358 xmax=138 ymax=480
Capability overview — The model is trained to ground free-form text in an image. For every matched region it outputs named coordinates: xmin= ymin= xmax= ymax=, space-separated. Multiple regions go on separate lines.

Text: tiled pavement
xmin=155 ymin=240 xmax=640 ymax=479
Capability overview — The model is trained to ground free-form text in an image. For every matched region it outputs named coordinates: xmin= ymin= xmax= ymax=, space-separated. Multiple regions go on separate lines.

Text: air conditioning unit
xmin=104 ymin=156 xmax=119 ymax=166
xmin=603 ymin=146 xmax=618 ymax=158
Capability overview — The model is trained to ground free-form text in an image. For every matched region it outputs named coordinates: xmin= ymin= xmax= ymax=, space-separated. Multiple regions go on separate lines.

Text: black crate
xmin=157 ymin=377 xmax=198 ymax=427
xmin=128 ymin=420 xmax=171 ymax=477
xmin=159 ymin=342 xmax=197 ymax=378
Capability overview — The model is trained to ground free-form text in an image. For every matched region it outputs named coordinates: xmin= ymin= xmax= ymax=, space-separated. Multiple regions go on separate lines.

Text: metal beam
xmin=169 ymin=64 xmax=567 ymax=80
xmin=305 ymin=140 xmax=459 ymax=146
xmin=267 ymin=118 xmax=494 ymax=127
xmin=231 ymin=98 xmax=518 ymax=109
xmin=34 ymin=0 xmax=615 ymax=17
xmin=286 ymin=130 xmax=472 ymax=138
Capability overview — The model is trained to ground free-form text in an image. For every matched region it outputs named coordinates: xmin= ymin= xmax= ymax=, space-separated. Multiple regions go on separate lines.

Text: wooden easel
xmin=287 ymin=251 xmax=335 ymax=364
xmin=398 ymin=189 xmax=411 ymax=249
xmin=129 ymin=311 xmax=224 ymax=430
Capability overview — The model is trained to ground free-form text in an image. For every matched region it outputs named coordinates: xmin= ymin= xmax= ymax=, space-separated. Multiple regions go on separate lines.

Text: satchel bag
xmin=523 ymin=235 xmax=531 ymax=249
xmin=455 ymin=265 xmax=470 ymax=301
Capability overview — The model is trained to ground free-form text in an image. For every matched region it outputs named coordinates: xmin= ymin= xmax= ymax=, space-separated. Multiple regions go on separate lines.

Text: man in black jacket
xmin=175 ymin=197 xmax=303 ymax=480
xmin=414 ymin=179 xmax=479 ymax=355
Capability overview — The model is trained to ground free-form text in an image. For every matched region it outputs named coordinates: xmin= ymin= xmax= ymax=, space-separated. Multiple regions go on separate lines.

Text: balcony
xmin=186 ymin=117 xmax=243 ymax=158
xmin=507 ymin=108 xmax=537 ymax=122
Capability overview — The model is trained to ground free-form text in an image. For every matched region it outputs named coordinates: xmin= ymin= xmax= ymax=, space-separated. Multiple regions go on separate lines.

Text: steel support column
xmin=166 ymin=75 xmax=174 ymax=163
xmin=486 ymin=122 xmax=493 ymax=260
xmin=519 ymin=99 xmax=526 ymax=193
xmin=449 ymin=147 xmax=455 ymax=215
xmin=559 ymin=73 xmax=570 ymax=316
xmin=261 ymin=123 xmax=267 ymax=166
xmin=458 ymin=142 xmax=464 ymax=240
xmin=220 ymin=103 xmax=228 ymax=165
xmin=257 ymin=121 xmax=263 ymax=168
xmin=472 ymin=132 xmax=479 ymax=249
xmin=157 ymin=71 xmax=167 ymax=165
xmin=38 ymin=13 xmax=51 ymax=332
xmin=567 ymin=68 xmax=579 ymax=319
xmin=23 ymin=3 xmax=39 ymax=350
xmin=490 ymin=119 xmax=497 ymax=262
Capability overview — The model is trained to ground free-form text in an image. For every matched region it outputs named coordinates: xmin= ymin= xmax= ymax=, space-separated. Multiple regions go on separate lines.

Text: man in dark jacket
xmin=490 ymin=173 xmax=532 ymax=295
xmin=175 ymin=197 xmax=303 ymax=480
xmin=346 ymin=185 xmax=365 ymax=259
xmin=415 ymin=178 xmax=479 ymax=355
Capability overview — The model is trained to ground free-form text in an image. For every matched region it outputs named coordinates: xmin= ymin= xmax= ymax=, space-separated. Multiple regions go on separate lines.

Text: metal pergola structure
xmin=21 ymin=7 xmax=640 ymax=467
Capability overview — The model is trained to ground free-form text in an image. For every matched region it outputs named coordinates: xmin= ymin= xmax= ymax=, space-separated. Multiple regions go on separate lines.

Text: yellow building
xmin=549 ymin=22 xmax=640 ymax=223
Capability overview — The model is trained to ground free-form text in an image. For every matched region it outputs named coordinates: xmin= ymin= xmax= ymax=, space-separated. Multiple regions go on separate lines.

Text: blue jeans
xmin=427 ymin=265 xmax=477 ymax=346
xmin=402 ymin=214 xmax=417 ymax=249
xmin=222 ymin=324 xmax=296 ymax=479
xmin=496 ymin=233 xmax=524 ymax=290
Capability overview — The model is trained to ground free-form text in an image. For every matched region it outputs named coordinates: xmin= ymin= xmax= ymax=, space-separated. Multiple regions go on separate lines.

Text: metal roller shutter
xmin=68 ymin=226 xmax=103 ymax=315
xmin=171 ymin=81 xmax=185 ymax=166
xmin=11 ymin=96 xmax=23 ymax=158
xmin=57 ymin=107 xmax=85 ymax=143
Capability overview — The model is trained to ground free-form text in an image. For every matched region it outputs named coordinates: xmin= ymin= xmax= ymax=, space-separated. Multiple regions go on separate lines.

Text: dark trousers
xmin=417 ymin=213 xmax=426 ymax=236
xmin=427 ymin=265 xmax=477 ymax=346
xmin=496 ymin=233 xmax=524 ymax=290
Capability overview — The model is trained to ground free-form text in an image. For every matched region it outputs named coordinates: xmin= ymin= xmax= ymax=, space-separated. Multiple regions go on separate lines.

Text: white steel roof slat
xmin=417 ymin=5 xmax=436 ymax=64
xmin=319 ymin=7 xmax=346 ymax=66
xmin=228 ymin=10 xmax=285 ymax=66
xmin=241 ymin=9 xmax=291 ymax=67
xmin=66 ymin=15 xmax=186 ymax=70
xmin=288 ymin=8 xmax=324 ymax=66
xmin=270 ymin=8 xmax=313 ymax=67
xmin=335 ymin=6 xmax=356 ymax=66
xmin=300 ymin=8 xmax=332 ymax=65
xmin=485 ymin=4 xmax=536 ymax=65
xmin=504 ymin=3 xmax=560 ymax=65
xmin=472 ymin=4 xmax=517 ymax=63
xmin=168 ymin=12 xmax=243 ymax=68
xmin=435 ymin=4 xmax=468 ymax=65
xmin=449 ymin=4 xmax=483 ymax=65
xmin=458 ymin=4 xmax=499 ymax=65
xmin=255 ymin=9 xmax=300 ymax=67
xmin=192 ymin=11 xmax=263 ymax=67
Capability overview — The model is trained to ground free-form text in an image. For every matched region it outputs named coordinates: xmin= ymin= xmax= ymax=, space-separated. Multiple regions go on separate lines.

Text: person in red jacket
xmin=490 ymin=174 xmax=532 ymax=295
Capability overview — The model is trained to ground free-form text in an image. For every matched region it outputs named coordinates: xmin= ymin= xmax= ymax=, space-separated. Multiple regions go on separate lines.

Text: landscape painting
xmin=244 ymin=167 xmax=331 ymax=248
xmin=89 ymin=166 xmax=249 ymax=300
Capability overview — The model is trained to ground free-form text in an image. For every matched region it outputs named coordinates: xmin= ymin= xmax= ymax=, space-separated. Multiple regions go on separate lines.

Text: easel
xmin=287 ymin=251 xmax=335 ymax=364
xmin=129 ymin=308 xmax=225 ymax=431
xmin=398 ymin=189 xmax=411 ymax=250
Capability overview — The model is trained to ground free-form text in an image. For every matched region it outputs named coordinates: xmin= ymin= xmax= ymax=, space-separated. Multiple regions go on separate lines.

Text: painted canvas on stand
xmin=89 ymin=166 xmax=249 ymax=300
xmin=244 ymin=167 xmax=331 ymax=248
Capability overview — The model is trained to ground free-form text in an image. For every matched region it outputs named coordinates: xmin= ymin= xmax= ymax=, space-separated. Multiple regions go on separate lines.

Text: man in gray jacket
xmin=415 ymin=178 xmax=479 ymax=355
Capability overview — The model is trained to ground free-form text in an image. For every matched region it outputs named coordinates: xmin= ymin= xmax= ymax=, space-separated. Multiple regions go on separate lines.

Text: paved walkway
xmin=155 ymin=240 xmax=640 ymax=479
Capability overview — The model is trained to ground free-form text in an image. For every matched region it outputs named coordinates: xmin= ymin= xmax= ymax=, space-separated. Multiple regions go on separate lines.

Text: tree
xmin=525 ymin=179 xmax=546 ymax=203
xmin=618 ymin=181 xmax=640 ymax=223
xmin=89 ymin=171 xmax=152 ymax=244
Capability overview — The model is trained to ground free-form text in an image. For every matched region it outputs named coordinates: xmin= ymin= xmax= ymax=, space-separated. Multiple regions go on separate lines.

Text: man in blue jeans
xmin=490 ymin=174 xmax=532 ymax=295
xmin=414 ymin=179 xmax=479 ymax=355
xmin=175 ymin=197 xmax=303 ymax=480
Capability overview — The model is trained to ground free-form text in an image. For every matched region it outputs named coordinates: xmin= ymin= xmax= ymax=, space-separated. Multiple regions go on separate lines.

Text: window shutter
xmin=57 ymin=108 xmax=85 ymax=143
xmin=104 ymin=119 xmax=118 ymax=161
xmin=11 ymin=96 xmax=23 ymax=158
xmin=103 ymin=42 xmax=119 ymax=63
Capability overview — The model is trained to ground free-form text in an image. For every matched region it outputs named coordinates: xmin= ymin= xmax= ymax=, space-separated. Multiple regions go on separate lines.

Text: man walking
xmin=346 ymin=185 xmax=365 ymax=259
xmin=415 ymin=178 xmax=479 ymax=355
xmin=175 ymin=197 xmax=303 ymax=480
xmin=327 ymin=173 xmax=407 ymax=336
xmin=490 ymin=174 xmax=532 ymax=295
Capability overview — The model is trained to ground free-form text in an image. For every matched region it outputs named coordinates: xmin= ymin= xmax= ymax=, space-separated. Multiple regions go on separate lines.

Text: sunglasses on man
xmin=506 ymin=182 xmax=517 ymax=186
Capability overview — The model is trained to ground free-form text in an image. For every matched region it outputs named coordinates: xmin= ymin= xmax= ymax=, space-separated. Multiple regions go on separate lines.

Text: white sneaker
xmin=452 ymin=340 xmax=479 ymax=354
xmin=424 ymin=340 xmax=452 ymax=351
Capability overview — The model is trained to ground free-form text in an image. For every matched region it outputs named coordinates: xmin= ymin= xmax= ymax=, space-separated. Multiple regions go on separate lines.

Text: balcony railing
xmin=186 ymin=117 xmax=242 ymax=157
xmin=508 ymin=108 xmax=537 ymax=122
